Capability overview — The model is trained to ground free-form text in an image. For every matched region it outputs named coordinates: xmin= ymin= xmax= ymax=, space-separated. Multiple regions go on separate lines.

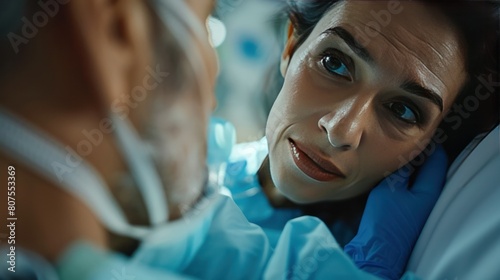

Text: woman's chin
xmin=277 ymin=180 xmax=366 ymax=204
xmin=276 ymin=184 xmax=326 ymax=204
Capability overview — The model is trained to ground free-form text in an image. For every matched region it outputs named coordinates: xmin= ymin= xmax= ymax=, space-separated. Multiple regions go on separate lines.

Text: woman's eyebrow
xmin=401 ymin=80 xmax=444 ymax=112
xmin=323 ymin=26 xmax=444 ymax=112
xmin=322 ymin=26 xmax=374 ymax=63
xmin=323 ymin=26 xmax=443 ymax=112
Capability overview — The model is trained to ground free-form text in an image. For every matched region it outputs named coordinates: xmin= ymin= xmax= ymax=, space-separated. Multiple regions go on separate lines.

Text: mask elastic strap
xmin=111 ymin=115 xmax=169 ymax=225
xmin=0 ymin=109 xmax=149 ymax=238
xmin=151 ymin=0 xmax=213 ymax=105
xmin=152 ymin=0 xmax=207 ymax=42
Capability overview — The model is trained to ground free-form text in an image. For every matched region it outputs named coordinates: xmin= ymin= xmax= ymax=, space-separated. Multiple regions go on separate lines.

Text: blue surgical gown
xmin=2 ymin=194 xmax=420 ymax=279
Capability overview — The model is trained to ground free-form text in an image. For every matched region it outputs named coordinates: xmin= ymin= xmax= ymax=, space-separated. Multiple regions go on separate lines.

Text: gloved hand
xmin=207 ymin=117 xmax=236 ymax=168
xmin=344 ymin=144 xmax=448 ymax=280
xmin=206 ymin=117 xmax=236 ymax=183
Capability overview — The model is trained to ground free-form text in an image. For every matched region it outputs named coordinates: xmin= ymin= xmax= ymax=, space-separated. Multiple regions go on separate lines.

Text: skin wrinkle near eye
xmin=362 ymin=23 xmax=443 ymax=83
xmin=320 ymin=26 xmax=442 ymax=114
xmin=401 ymin=27 xmax=447 ymax=64
xmin=333 ymin=19 xmax=454 ymax=113
xmin=349 ymin=0 xmax=464 ymax=85
xmin=393 ymin=24 xmax=465 ymax=90
xmin=358 ymin=22 xmax=452 ymax=108
xmin=314 ymin=34 xmax=368 ymax=84
xmin=322 ymin=27 xmax=374 ymax=64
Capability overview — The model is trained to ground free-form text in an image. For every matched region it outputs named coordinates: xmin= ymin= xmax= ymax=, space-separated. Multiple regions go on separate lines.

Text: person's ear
xmin=280 ymin=22 xmax=297 ymax=77
xmin=64 ymin=0 xmax=153 ymax=108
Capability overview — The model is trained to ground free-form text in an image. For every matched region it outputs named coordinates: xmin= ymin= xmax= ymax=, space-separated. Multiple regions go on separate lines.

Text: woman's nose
xmin=318 ymin=100 xmax=371 ymax=151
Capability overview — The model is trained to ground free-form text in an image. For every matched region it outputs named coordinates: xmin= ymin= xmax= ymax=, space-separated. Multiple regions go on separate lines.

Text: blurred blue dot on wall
xmin=239 ymin=35 xmax=264 ymax=62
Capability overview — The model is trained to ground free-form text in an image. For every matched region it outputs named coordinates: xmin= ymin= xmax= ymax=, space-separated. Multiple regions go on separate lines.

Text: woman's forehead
xmin=307 ymin=0 xmax=467 ymax=108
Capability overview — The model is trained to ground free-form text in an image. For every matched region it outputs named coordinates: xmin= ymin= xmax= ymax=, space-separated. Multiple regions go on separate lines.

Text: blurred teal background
xmin=209 ymin=0 xmax=287 ymax=142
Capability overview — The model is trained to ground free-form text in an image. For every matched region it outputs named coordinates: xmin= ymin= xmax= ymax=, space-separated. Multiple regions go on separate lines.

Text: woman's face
xmin=266 ymin=1 xmax=466 ymax=203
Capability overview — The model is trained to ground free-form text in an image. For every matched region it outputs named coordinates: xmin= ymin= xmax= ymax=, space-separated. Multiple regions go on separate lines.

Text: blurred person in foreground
xmin=0 ymin=1 xmax=493 ymax=280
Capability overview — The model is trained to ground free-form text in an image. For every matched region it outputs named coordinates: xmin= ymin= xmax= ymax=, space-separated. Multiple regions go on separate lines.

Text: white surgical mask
xmin=0 ymin=108 xmax=220 ymax=237
xmin=0 ymin=107 xmax=225 ymax=278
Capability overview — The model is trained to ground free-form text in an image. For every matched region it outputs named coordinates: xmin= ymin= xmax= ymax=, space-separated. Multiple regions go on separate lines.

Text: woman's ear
xmin=280 ymin=22 xmax=297 ymax=77
xmin=64 ymin=0 xmax=153 ymax=108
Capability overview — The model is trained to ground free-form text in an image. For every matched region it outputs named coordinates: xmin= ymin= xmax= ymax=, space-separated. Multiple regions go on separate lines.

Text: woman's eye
xmin=321 ymin=52 xmax=352 ymax=81
xmin=387 ymin=102 xmax=418 ymax=124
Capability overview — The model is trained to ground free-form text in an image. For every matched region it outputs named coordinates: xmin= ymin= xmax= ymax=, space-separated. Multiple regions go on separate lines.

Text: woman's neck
xmin=257 ymin=155 xmax=369 ymax=245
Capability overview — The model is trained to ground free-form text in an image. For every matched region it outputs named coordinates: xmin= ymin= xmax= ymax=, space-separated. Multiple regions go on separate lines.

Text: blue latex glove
xmin=206 ymin=117 xmax=236 ymax=188
xmin=344 ymin=144 xmax=448 ymax=280
xmin=207 ymin=117 xmax=236 ymax=167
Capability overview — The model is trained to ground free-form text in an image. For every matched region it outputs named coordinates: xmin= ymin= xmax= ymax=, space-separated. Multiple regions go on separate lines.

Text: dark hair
xmin=287 ymin=0 xmax=499 ymax=161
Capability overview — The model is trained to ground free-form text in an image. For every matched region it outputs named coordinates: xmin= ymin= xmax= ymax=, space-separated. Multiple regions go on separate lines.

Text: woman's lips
xmin=288 ymin=139 xmax=346 ymax=182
